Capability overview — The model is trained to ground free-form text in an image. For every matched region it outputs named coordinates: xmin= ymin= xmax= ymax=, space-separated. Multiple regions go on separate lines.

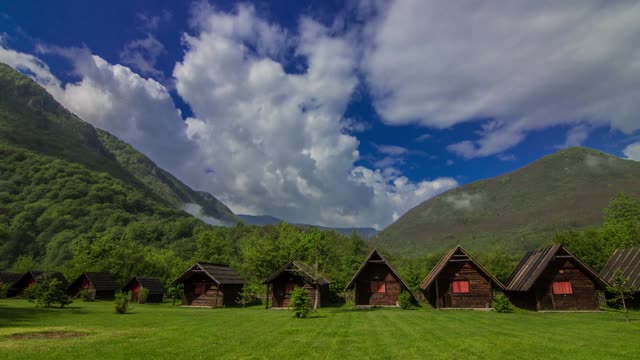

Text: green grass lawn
xmin=1 ymin=299 xmax=639 ymax=359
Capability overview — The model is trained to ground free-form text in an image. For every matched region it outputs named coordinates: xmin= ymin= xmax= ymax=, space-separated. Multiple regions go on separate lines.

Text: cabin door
xmin=356 ymin=281 xmax=370 ymax=305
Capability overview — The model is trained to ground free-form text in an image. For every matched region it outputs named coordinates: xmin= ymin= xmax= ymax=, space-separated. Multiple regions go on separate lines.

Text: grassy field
xmin=1 ymin=299 xmax=639 ymax=359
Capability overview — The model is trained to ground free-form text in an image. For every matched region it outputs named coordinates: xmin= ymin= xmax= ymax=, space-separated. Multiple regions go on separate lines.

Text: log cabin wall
xmin=181 ymin=273 xmax=222 ymax=307
xmin=535 ymin=258 xmax=599 ymax=310
xmin=355 ymin=263 xmax=401 ymax=306
xmin=271 ymin=274 xmax=322 ymax=308
xmin=428 ymin=262 xmax=493 ymax=308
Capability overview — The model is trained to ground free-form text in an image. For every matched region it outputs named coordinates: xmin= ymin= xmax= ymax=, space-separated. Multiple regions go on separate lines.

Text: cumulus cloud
xmin=363 ymin=1 xmax=640 ymax=158
xmin=445 ymin=192 xmax=483 ymax=210
xmin=0 ymin=5 xmax=458 ymax=229
xmin=623 ymin=142 xmax=640 ymax=161
xmin=119 ymin=11 xmax=171 ymax=77
xmin=174 ymin=4 xmax=457 ymax=229
xmin=183 ymin=203 xmax=229 ymax=226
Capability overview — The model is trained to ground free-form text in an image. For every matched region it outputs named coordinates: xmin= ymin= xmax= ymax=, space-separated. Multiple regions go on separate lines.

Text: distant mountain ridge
xmin=376 ymin=147 xmax=640 ymax=256
xmin=238 ymin=214 xmax=379 ymax=238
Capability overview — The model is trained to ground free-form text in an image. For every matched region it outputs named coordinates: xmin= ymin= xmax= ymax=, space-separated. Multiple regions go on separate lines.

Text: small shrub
xmin=0 ymin=283 xmax=8 ymax=298
xmin=398 ymin=291 xmax=414 ymax=309
xmin=114 ymin=291 xmax=130 ymax=314
xmin=137 ymin=287 xmax=149 ymax=304
xmin=492 ymin=292 xmax=514 ymax=313
xmin=25 ymin=278 xmax=72 ymax=308
xmin=289 ymin=287 xmax=311 ymax=318
xmin=78 ymin=288 xmax=95 ymax=302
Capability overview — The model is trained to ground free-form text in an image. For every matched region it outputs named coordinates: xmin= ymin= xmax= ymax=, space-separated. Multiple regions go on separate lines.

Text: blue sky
xmin=1 ymin=1 xmax=639 ymax=229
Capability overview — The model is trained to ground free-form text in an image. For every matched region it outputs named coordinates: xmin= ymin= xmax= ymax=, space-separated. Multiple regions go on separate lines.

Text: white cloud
xmin=415 ymin=133 xmax=432 ymax=142
xmin=120 ymin=35 xmax=166 ymax=77
xmin=363 ymin=1 xmax=640 ymax=158
xmin=623 ymin=142 xmax=640 ymax=161
xmin=183 ymin=203 xmax=229 ymax=226
xmin=376 ymin=144 xmax=409 ymax=156
xmin=445 ymin=192 xmax=483 ymax=211
xmin=0 ymin=5 xmax=458 ymax=229
xmin=173 ymin=4 xmax=457 ymax=229
xmin=557 ymin=125 xmax=591 ymax=149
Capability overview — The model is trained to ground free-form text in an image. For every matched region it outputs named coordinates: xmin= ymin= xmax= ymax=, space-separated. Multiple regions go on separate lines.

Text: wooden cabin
xmin=122 ymin=276 xmax=166 ymax=303
xmin=263 ymin=261 xmax=330 ymax=308
xmin=67 ymin=272 xmax=118 ymax=300
xmin=421 ymin=245 xmax=505 ymax=309
xmin=0 ymin=272 xmax=23 ymax=297
xmin=600 ymin=248 xmax=640 ymax=308
xmin=173 ymin=262 xmax=244 ymax=307
xmin=12 ymin=271 xmax=67 ymax=296
xmin=344 ymin=249 xmax=414 ymax=306
xmin=506 ymin=245 xmax=608 ymax=311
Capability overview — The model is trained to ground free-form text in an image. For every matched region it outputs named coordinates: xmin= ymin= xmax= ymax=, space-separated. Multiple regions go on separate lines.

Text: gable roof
xmin=124 ymin=276 xmax=166 ymax=295
xmin=68 ymin=272 xmax=118 ymax=292
xmin=344 ymin=249 xmax=412 ymax=291
xmin=600 ymin=248 xmax=640 ymax=289
xmin=506 ymin=244 xmax=608 ymax=291
xmin=263 ymin=261 xmax=330 ymax=285
xmin=14 ymin=271 xmax=67 ymax=288
xmin=420 ymin=245 xmax=505 ymax=291
xmin=0 ymin=272 xmax=23 ymax=286
xmin=173 ymin=262 xmax=245 ymax=285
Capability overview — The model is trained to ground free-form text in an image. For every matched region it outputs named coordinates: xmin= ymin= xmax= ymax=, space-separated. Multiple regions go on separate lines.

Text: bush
xmin=114 ymin=291 xmax=130 ymax=314
xmin=137 ymin=287 xmax=149 ymax=304
xmin=78 ymin=288 xmax=95 ymax=302
xmin=398 ymin=291 xmax=414 ymax=309
xmin=0 ymin=283 xmax=8 ymax=298
xmin=492 ymin=292 xmax=514 ymax=313
xmin=25 ymin=277 xmax=73 ymax=308
xmin=289 ymin=287 xmax=311 ymax=318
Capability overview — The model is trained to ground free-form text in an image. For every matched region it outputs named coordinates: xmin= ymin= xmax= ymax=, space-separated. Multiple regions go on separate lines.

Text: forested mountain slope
xmin=377 ymin=147 xmax=640 ymax=256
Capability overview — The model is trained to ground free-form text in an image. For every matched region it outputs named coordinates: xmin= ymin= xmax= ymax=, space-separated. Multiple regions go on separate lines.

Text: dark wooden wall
xmin=269 ymin=273 xmax=328 ymax=308
xmin=508 ymin=258 xmax=600 ymax=311
xmin=354 ymin=263 xmax=402 ymax=306
xmin=425 ymin=262 xmax=493 ymax=309
xmin=180 ymin=273 xmax=243 ymax=307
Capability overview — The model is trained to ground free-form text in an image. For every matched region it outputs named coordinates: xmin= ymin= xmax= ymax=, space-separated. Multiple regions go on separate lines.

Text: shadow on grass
xmin=0 ymin=301 xmax=91 ymax=328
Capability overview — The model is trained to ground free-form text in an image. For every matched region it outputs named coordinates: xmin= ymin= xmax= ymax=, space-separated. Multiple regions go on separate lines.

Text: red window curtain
xmin=552 ymin=281 xmax=573 ymax=295
xmin=452 ymin=280 xmax=470 ymax=293
xmin=370 ymin=280 xmax=386 ymax=293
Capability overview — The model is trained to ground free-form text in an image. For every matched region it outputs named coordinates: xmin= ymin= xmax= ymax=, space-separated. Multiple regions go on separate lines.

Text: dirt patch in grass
xmin=8 ymin=331 xmax=88 ymax=340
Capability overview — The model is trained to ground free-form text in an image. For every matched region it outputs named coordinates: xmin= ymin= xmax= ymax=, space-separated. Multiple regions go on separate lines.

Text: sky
xmin=1 ymin=0 xmax=639 ymax=230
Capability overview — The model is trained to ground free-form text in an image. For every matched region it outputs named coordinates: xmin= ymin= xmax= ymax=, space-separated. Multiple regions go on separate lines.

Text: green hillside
xmin=0 ymin=62 xmax=237 ymax=224
xmin=376 ymin=147 xmax=640 ymax=256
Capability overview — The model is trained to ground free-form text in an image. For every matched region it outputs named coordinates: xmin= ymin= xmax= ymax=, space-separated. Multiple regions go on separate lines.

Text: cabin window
xmin=194 ymin=283 xmax=207 ymax=295
xmin=285 ymin=282 xmax=296 ymax=295
xmin=552 ymin=281 xmax=573 ymax=295
xmin=371 ymin=280 xmax=386 ymax=293
xmin=452 ymin=280 xmax=470 ymax=293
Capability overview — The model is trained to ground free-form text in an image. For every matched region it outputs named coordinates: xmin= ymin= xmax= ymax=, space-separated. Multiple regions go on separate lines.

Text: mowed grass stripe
xmin=1 ymin=300 xmax=639 ymax=359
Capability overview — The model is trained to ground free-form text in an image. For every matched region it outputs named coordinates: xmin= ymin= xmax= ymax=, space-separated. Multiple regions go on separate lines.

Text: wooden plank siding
xmin=421 ymin=246 xmax=504 ymax=309
xmin=506 ymin=245 xmax=608 ymax=311
xmin=345 ymin=249 xmax=414 ymax=306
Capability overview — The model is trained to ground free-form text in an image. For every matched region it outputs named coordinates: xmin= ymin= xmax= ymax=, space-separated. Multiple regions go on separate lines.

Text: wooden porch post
xmin=435 ymin=278 xmax=440 ymax=309
xmin=265 ymin=284 xmax=270 ymax=309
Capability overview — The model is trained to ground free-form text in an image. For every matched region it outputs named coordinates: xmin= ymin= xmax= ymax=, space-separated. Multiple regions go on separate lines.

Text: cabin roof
xmin=15 ymin=271 xmax=67 ymax=287
xmin=68 ymin=272 xmax=118 ymax=291
xmin=173 ymin=262 xmax=245 ymax=285
xmin=124 ymin=276 xmax=166 ymax=295
xmin=600 ymin=248 xmax=640 ymax=289
xmin=263 ymin=261 xmax=330 ymax=285
xmin=0 ymin=272 xmax=22 ymax=286
xmin=420 ymin=245 xmax=505 ymax=290
xmin=344 ymin=249 xmax=412 ymax=291
xmin=506 ymin=244 xmax=608 ymax=291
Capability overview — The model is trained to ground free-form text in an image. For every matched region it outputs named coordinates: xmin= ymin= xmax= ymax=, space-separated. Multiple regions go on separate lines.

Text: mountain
xmin=376 ymin=147 xmax=640 ymax=256
xmin=238 ymin=214 xmax=379 ymax=238
xmin=0 ymin=62 xmax=237 ymax=224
